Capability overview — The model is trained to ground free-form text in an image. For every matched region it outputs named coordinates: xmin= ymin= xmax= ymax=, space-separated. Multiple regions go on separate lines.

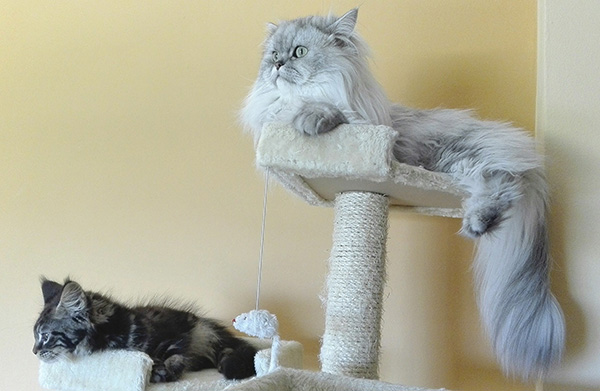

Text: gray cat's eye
xmin=272 ymin=51 xmax=280 ymax=62
xmin=294 ymin=46 xmax=308 ymax=58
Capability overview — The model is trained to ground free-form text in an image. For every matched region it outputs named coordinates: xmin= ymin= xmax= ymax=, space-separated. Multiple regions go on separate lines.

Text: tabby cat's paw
xmin=150 ymin=355 xmax=186 ymax=383
xmin=218 ymin=345 xmax=257 ymax=380
xmin=293 ymin=102 xmax=347 ymax=136
xmin=150 ymin=363 xmax=170 ymax=383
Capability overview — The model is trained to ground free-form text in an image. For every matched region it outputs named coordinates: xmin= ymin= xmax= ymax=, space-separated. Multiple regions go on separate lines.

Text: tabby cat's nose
xmin=275 ymin=62 xmax=284 ymax=70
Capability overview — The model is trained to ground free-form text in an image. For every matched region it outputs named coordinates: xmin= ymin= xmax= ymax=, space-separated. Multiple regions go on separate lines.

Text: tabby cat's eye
xmin=41 ymin=333 xmax=49 ymax=342
xmin=272 ymin=51 xmax=280 ymax=62
xmin=294 ymin=46 xmax=308 ymax=58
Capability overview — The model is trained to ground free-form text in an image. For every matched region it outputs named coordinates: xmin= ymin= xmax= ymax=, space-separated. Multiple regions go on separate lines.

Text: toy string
xmin=256 ymin=167 xmax=270 ymax=310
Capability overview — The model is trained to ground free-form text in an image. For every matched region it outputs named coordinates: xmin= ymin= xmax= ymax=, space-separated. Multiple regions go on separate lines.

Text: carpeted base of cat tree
xmin=38 ymin=344 xmax=445 ymax=391
xmin=226 ymin=368 xmax=446 ymax=391
xmin=39 ymin=339 xmax=303 ymax=391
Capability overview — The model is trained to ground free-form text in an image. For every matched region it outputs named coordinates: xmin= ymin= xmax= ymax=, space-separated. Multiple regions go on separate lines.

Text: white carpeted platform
xmin=256 ymin=123 xmax=465 ymax=217
xmin=39 ymin=339 xmax=302 ymax=391
xmin=225 ymin=368 xmax=447 ymax=391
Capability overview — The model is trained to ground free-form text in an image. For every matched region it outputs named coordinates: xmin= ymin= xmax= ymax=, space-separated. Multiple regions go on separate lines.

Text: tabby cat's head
xmin=258 ymin=9 xmax=366 ymax=90
xmin=33 ymin=279 xmax=94 ymax=362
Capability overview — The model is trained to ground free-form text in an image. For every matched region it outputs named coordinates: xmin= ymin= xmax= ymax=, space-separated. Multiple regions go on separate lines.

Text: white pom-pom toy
xmin=233 ymin=310 xmax=281 ymax=373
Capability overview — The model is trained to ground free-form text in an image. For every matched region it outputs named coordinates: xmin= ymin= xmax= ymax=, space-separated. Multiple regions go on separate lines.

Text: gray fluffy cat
xmin=241 ymin=9 xmax=564 ymax=380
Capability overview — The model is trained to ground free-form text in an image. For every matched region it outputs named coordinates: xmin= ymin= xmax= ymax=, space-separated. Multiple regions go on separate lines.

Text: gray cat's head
xmin=33 ymin=279 xmax=94 ymax=362
xmin=258 ymin=9 xmax=366 ymax=89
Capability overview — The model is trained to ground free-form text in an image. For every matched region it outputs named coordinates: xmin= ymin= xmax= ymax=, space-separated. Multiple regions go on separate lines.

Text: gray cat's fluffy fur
xmin=241 ymin=9 xmax=565 ymax=380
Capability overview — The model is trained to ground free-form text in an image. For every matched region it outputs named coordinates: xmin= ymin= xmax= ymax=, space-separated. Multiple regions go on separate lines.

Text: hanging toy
xmin=233 ymin=169 xmax=281 ymax=375
xmin=233 ymin=310 xmax=281 ymax=374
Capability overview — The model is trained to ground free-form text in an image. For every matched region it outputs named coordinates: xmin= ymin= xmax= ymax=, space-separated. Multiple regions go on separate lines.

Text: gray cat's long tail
xmin=474 ymin=168 xmax=565 ymax=380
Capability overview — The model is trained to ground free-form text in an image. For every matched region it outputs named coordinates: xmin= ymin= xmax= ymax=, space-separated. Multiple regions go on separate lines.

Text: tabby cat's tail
xmin=474 ymin=168 xmax=565 ymax=380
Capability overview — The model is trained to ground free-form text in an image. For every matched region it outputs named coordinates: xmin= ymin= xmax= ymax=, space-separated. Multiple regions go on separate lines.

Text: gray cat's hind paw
xmin=460 ymin=206 xmax=506 ymax=238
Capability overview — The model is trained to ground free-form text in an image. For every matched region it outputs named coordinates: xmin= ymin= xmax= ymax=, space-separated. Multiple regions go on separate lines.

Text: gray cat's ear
xmin=266 ymin=22 xmax=278 ymax=35
xmin=330 ymin=8 xmax=358 ymax=37
xmin=41 ymin=278 xmax=62 ymax=304
xmin=58 ymin=280 xmax=87 ymax=313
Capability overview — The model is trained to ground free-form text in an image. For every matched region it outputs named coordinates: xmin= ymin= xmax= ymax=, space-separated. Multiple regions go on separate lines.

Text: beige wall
xmin=1 ymin=2 xmax=541 ymax=390
xmin=538 ymin=1 xmax=600 ymax=390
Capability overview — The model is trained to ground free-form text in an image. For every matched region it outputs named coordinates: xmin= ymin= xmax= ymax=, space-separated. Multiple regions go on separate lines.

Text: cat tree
xmin=248 ymin=123 xmax=464 ymax=383
xmin=39 ymin=123 xmax=464 ymax=391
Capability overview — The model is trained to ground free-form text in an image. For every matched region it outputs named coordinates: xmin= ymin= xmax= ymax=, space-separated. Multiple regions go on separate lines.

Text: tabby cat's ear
xmin=330 ymin=8 xmax=358 ymax=37
xmin=41 ymin=278 xmax=63 ymax=304
xmin=58 ymin=280 xmax=87 ymax=314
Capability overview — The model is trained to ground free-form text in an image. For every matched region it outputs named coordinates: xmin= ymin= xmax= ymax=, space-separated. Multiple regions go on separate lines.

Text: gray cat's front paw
xmin=293 ymin=103 xmax=347 ymax=135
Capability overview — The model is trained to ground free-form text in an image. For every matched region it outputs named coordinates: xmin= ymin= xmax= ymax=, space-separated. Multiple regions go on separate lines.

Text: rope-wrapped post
xmin=320 ymin=191 xmax=389 ymax=380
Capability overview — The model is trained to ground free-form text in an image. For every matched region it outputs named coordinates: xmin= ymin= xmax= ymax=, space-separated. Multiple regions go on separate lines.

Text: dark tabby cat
xmin=33 ymin=278 xmax=257 ymax=382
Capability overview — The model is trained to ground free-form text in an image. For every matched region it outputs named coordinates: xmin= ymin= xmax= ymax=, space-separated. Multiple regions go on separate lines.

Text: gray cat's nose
xmin=275 ymin=62 xmax=284 ymax=70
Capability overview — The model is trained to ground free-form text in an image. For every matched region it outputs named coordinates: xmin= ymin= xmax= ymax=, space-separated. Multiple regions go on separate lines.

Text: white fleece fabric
xmin=226 ymin=368 xmax=446 ymax=391
xmin=256 ymin=123 xmax=465 ymax=217
xmin=39 ymin=350 xmax=153 ymax=391
xmin=38 ymin=339 xmax=303 ymax=391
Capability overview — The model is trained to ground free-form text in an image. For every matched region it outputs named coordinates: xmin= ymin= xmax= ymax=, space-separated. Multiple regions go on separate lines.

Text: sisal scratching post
xmin=321 ymin=191 xmax=389 ymax=379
